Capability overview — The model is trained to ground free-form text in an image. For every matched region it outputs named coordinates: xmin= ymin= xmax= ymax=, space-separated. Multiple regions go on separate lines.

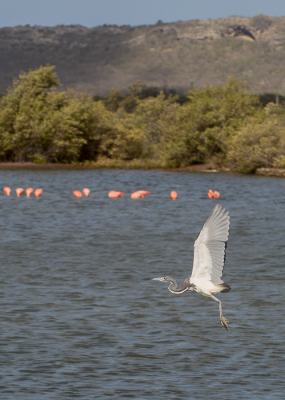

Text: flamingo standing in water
xmin=131 ymin=190 xmax=151 ymax=199
xmin=73 ymin=191 xmax=82 ymax=198
xmin=83 ymin=188 xmax=90 ymax=197
xmin=35 ymin=189 xmax=43 ymax=197
xmin=3 ymin=187 xmax=11 ymax=196
xmin=26 ymin=188 xmax=33 ymax=198
xmin=208 ymin=190 xmax=214 ymax=199
xmin=16 ymin=188 xmax=24 ymax=197
xmin=146 ymin=204 xmax=231 ymax=330
xmin=108 ymin=191 xmax=124 ymax=198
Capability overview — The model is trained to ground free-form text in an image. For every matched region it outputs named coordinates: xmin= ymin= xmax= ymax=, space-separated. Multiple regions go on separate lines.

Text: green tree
xmin=227 ymin=103 xmax=285 ymax=172
xmin=48 ymin=91 xmax=97 ymax=163
xmin=134 ymin=92 xmax=179 ymax=160
xmin=160 ymin=76 xmax=262 ymax=167
xmin=0 ymin=66 xmax=101 ymax=163
xmin=0 ymin=66 xmax=63 ymax=161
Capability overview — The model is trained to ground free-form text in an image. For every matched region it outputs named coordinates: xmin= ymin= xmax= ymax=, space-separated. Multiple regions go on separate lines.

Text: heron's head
xmin=145 ymin=276 xmax=173 ymax=283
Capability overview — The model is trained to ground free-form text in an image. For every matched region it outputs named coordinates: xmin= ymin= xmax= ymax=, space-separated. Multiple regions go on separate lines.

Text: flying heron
xmin=146 ymin=204 xmax=231 ymax=330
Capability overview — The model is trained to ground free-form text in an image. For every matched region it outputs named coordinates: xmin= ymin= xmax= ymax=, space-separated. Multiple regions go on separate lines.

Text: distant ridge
xmin=1 ymin=15 xmax=285 ymax=95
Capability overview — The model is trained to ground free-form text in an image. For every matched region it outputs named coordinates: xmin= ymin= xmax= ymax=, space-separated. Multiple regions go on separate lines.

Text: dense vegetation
xmin=0 ymin=66 xmax=285 ymax=173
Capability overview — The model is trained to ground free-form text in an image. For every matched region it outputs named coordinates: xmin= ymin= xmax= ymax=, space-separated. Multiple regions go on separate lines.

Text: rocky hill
xmin=1 ymin=14 xmax=285 ymax=95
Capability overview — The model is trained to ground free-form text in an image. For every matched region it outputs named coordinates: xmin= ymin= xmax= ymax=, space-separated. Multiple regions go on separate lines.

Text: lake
xmin=0 ymin=169 xmax=284 ymax=399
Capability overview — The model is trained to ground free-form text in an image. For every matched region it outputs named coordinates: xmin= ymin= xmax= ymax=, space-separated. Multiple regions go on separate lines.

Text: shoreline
xmin=0 ymin=162 xmax=284 ymax=177
xmin=0 ymin=162 xmax=223 ymax=172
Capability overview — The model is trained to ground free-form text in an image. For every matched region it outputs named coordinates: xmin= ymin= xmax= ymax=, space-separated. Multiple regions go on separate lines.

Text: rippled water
xmin=0 ymin=169 xmax=284 ymax=399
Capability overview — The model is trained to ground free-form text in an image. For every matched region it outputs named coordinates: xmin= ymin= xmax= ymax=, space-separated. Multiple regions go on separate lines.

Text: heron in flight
xmin=147 ymin=204 xmax=231 ymax=330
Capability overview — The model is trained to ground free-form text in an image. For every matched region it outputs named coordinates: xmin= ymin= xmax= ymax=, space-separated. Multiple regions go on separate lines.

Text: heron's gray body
xmin=148 ymin=204 xmax=231 ymax=330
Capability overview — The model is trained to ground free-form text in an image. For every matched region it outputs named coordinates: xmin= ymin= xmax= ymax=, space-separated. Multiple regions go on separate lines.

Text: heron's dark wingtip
xmin=143 ymin=278 xmax=152 ymax=280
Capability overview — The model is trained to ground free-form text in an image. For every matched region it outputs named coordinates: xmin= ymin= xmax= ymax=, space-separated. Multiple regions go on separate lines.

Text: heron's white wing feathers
xmin=191 ymin=204 xmax=230 ymax=284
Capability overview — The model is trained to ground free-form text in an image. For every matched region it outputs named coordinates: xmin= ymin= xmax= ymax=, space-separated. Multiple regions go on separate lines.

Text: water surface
xmin=0 ymin=169 xmax=284 ymax=399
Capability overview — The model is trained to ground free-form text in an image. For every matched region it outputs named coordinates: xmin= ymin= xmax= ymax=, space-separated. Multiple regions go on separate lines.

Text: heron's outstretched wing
xmin=191 ymin=204 xmax=230 ymax=284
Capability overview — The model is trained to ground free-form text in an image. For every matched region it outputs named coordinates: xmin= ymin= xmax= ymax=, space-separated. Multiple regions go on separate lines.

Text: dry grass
xmin=1 ymin=15 xmax=285 ymax=96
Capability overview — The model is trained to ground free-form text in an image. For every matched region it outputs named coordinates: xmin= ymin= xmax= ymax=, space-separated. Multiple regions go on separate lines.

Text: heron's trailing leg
xmin=210 ymin=294 xmax=229 ymax=330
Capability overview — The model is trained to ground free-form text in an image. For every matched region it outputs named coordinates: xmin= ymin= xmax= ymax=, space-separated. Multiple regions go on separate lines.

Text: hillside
xmin=1 ymin=15 xmax=285 ymax=95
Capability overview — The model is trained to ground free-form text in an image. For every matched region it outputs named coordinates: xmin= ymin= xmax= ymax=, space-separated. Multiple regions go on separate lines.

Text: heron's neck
xmin=167 ymin=277 xmax=190 ymax=295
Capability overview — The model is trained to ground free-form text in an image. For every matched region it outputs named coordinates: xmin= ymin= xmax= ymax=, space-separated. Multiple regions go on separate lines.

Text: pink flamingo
xmin=83 ymin=188 xmax=90 ymax=197
xmin=131 ymin=190 xmax=151 ymax=199
xmin=108 ymin=191 xmax=124 ymax=198
xmin=73 ymin=191 xmax=82 ymax=198
xmin=16 ymin=188 xmax=24 ymax=197
xmin=26 ymin=188 xmax=33 ymax=198
xmin=3 ymin=187 xmax=11 ymax=196
xmin=208 ymin=189 xmax=214 ymax=199
xmin=35 ymin=189 xmax=43 ymax=197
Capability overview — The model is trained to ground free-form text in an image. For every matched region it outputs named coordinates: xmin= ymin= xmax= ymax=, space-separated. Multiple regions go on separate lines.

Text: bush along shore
xmin=1 ymin=65 xmax=285 ymax=174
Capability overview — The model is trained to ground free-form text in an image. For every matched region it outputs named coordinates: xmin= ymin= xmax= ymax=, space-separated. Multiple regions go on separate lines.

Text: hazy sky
xmin=1 ymin=0 xmax=285 ymax=28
